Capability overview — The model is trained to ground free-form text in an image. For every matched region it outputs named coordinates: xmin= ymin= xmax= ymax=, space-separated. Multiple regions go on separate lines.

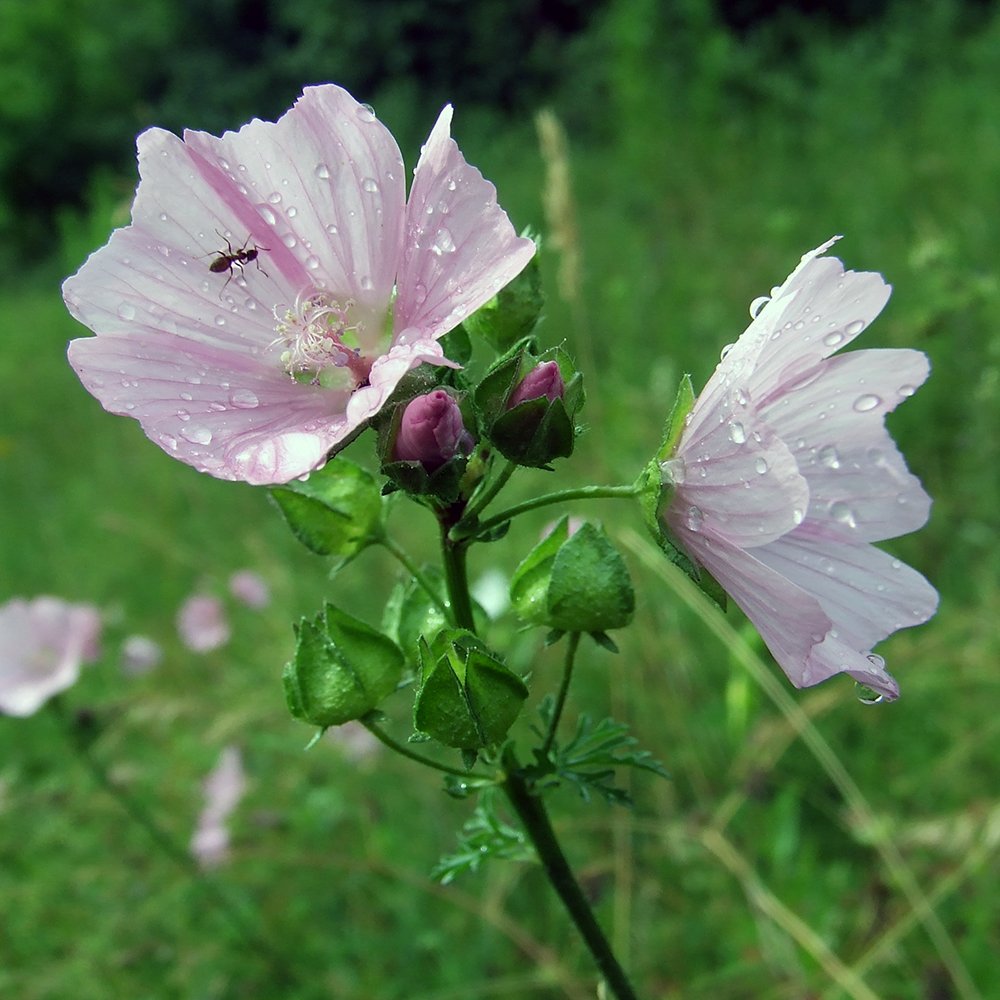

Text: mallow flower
xmin=64 ymin=84 xmax=535 ymax=485
xmin=0 ymin=597 xmax=102 ymax=716
xmin=659 ymin=238 xmax=938 ymax=701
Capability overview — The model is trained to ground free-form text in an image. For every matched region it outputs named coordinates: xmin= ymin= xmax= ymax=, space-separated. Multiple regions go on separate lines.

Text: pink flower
xmin=507 ymin=360 xmax=565 ymax=408
xmin=228 ymin=569 xmax=271 ymax=610
xmin=190 ymin=745 xmax=247 ymax=869
xmin=64 ymin=84 xmax=535 ymax=485
xmin=660 ymin=238 xmax=938 ymax=701
xmin=177 ymin=594 xmax=230 ymax=653
xmin=0 ymin=597 xmax=102 ymax=716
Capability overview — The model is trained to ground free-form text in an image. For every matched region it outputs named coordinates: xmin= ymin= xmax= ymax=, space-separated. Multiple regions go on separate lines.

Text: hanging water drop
xmin=853 ymin=393 xmax=881 ymax=412
xmin=748 ymin=295 xmax=770 ymax=318
xmin=728 ymin=421 xmax=746 ymax=444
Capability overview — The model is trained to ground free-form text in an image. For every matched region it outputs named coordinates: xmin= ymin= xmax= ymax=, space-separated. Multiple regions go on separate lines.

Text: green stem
xmin=540 ymin=631 xmax=581 ymax=759
xmin=439 ymin=520 xmax=477 ymax=631
xmin=379 ymin=534 xmax=451 ymax=619
xmin=51 ymin=701 xmax=298 ymax=988
xmin=503 ymin=764 xmax=640 ymax=1000
xmin=462 ymin=483 xmax=639 ymax=541
xmin=362 ymin=718 xmax=491 ymax=780
xmin=461 ymin=459 xmax=518 ymax=525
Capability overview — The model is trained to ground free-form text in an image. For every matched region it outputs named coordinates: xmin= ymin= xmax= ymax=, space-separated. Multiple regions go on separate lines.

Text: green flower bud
xmin=283 ymin=604 xmax=403 ymax=728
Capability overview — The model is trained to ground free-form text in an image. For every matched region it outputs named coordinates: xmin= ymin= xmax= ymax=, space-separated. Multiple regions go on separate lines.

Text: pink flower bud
xmin=507 ymin=361 xmax=564 ymax=409
xmin=393 ymin=390 xmax=473 ymax=471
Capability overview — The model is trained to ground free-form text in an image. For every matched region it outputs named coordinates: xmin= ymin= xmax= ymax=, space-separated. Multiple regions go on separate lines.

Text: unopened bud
xmin=507 ymin=361 xmax=564 ymax=409
xmin=393 ymin=390 xmax=474 ymax=471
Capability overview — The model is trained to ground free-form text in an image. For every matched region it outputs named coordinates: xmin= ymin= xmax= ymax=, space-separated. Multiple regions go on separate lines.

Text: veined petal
xmin=395 ymin=105 xmax=535 ymax=339
xmin=674 ymin=373 xmax=809 ymax=546
xmin=180 ymin=85 xmax=407 ymax=310
xmin=714 ymin=240 xmax=892 ymax=409
xmin=669 ymin=528 xmax=834 ymax=685
xmin=762 ymin=349 xmax=932 ymax=541
xmin=69 ymin=330 xmax=350 ymax=484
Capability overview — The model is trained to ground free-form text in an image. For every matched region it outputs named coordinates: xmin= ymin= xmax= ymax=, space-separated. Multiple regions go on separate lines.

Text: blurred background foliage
xmin=2 ymin=0 xmax=999 ymax=998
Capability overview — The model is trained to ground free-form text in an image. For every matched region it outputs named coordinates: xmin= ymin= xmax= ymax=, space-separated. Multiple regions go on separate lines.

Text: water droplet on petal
xmin=117 ymin=303 xmax=136 ymax=320
xmin=792 ymin=507 xmax=804 ymax=525
xmin=414 ymin=283 xmax=428 ymax=305
xmin=258 ymin=206 xmax=277 ymax=226
xmin=360 ymin=275 xmax=374 ymax=291
xmin=898 ymin=384 xmax=916 ymax=397
xmin=845 ymin=319 xmax=866 ymax=336
xmin=823 ymin=330 xmax=845 ymax=347
xmin=749 ymin=295 xmax=770 ymax=318
xmin=315 ymin=163 xmax=331 ymax=179
xmin=720 ymin=342 xmax=736 ymax=360
xmin=267 ymin=191 xmax=282 ymax=205
xmin=818 ymin=445 xmax=841 ymax=469
xmin=853 ymin=394 xmax=881 ymax=412
xmin=357 ymin=103 xmax=376 ymax=122
xmin=179 ymin=391 xmax=193 ymax=401
xmin=180 ymin=427 xmax=213 ymax=445
xmin=855 ymin=682 xmax=884 ymax=706
xmin=305 ymin=255 xmax=320 ymax=270
xmin=230 ymin=389 xmax=259 ymax=409
xmin=282 ymin=233 xmax=297 ymax=249
xmin=728 ymin=421 xmax=746 ymax=444
xmin=432 ymin=228 xmax=456 ymax=255
xmin=685 ymin=505 xmax=704 ymax=531
xmin=829 ymin=500 xmax=857 ymax=527
xmin=660 ymin=457 xmax=686 ymax=485
xmin=361 ymin=177 xmax=379 ymax=193
xmin=754 ymin=457 xmax=768 ymax=475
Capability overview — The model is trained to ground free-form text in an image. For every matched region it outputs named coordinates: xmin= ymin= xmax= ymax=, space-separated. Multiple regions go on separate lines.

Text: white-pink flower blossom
xmin=177 ymin=594 xmax=230 ymax=653
xmin=190 ymin=745 xmax=247 ymax=869
xmin=228 ymin=569 xmax=271 ymax=610
xmin=661 ymin=238 xmax=938 ymax=701
xmin=0 ymin=597 xmax=102 ymax=716
xmin=64 ymin=84 xmax=535 ymax=485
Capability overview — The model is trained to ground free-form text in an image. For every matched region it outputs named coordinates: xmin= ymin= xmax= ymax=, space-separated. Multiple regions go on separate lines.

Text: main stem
xmin=502 ymin=766 xmax=640 ymax=1000
xmin=436 ymin=515 xmax=639 ymax=1000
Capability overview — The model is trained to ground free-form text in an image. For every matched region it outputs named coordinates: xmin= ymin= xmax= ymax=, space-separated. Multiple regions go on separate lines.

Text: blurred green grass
xmin=2 ymin=2 xmax=999 ymax=998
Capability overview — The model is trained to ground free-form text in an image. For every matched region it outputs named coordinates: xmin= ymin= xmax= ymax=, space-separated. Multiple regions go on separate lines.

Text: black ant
xmin=205 ymin=230 xmax=269 ymax=295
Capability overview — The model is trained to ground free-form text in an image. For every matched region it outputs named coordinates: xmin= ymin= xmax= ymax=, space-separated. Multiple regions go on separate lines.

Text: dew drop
xmin=305 ymin=255 xmax=321 ymax=271
xmin=180 ymin=427 xmax=213 ymax=445
xmin=117 ymin=303 xmax=136 ymax=321
xmin=214 ymin=315 xmax=227 ymax=327
xmin=749 ymin=295 xmax=770 ymax=318
xmin=728 ymin=421 xmax=746 ymax=444
xmin=818 ymin=445 xmax=841 ymax=469
xmin=855 ymin=682 xmax=884 ymax=706
xmin=432 ymin=228 xmax=456 ymax=255
xmin=267 ymin=191 xmax=282 ymax=205
xmin=360 ymin=275 xmax=374 ymax=291
xmin=898 ymin=383 xmax=916 ymax=397
xmin=158 ymin=212 xmax=168 ymax=223
xmin=258 ymin=206 xmax=277 ymax=226
xmin=829 ymin=500 xmax=857 ymax=527
xmin=414 ymin=282 xmax=428 ymax=305
xmin=845 ymin=319 xmax=866 ymax=336
xmin=361 ymin=177 xmax=379 ymax=194
xmin=176 ymin=410 xmax=190 ymax=422
xmin=823 ymin=330 xmax=845 ymax=347
xmin=315 ymin=163 xmax=331 ymax=179
xmin=685 ymin=505 xmax=704 ymax=531
xmin=853 ymin=394 xmax=881 ymax=412
xmin=792 ymin=507 xmax=804 ymax=525
xmin=326 ymin=223 xmax=339 ymax=235
xmin=230 ymin=389 xmax=259 ymax=409
xmin=754 ymin=457 xmax=768 ymax=475
xmin=357 ymin=103 xmax=377 ymax=121
xmin=179 ymin=391 xmax=193 ymax=401
xmin=660 ymin=457 xmax=686 ymax=486
xmin=160 ymin=434 xmax=178 ymax=450
xmin=720 ymin=342 xmax=735 ymax=361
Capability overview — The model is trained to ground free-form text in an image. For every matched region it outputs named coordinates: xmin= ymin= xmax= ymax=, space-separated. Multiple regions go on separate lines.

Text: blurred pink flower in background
xmin=0 ymin=597 xmax=102 ymax=716
xmin=190 ymin=745 xmax=247 ymax=869
xmin=228 ymin=569 xmax=271 ymax=610
xmin=119 ymin=634 xmax=164 ymax=676
xmin=177 ymin=594 xmax=230 ymax=653
xmin=64 ymin=84 xmax=535 ymax=485
xmin=325 ymin=721 xmax=380 ymax=763
xmin=661 ymin=238 xmax=938 ymax=701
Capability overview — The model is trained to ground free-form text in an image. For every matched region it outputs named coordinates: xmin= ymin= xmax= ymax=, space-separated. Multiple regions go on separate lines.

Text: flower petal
xmin=673 ymin=378 xmax=809 ymax=547
xmin=395 ymin=105 xmax=536 ymax=339
xmin=762 ymin=349 xmax=932 ymax=541
xmin=69 ymin=330 xmax=349 ymax=483
xmin=716 ymin=240 xmax=892 ymax=410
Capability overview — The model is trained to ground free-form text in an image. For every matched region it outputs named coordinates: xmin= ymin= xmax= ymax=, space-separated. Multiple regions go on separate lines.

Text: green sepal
xmin=381 ymin=570 xmax=450 ymax=669
xmin=413 ymin=630 xmax=529 ymax=750
xmin=657 ymin=373 xmax=695 ymax=463
xmin=461 ymin=246 xmax=543 ymax=352
xmin=270 ymin=457 xmax=384 ymax=566
xmin=283 ymin=604 xmax=404 ymax=728
xmin=509 ymin=517 xmax=635 ymax=632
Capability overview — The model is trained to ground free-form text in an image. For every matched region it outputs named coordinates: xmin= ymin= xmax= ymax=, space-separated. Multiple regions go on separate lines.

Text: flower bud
xmin=506 ymin=360 xmax=564 ymax=409
xmin=393 ymin=390 xmax=474 ymax=471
